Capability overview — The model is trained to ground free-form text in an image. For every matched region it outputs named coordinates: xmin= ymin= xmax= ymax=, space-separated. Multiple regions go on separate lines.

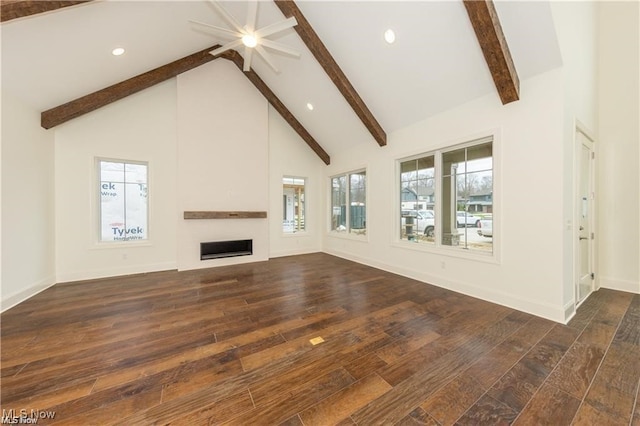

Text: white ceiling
xmin=1 ymin=0 xmax=562 ymax=158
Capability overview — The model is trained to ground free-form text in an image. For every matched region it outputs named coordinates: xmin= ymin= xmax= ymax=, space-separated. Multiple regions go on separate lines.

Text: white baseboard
xmin=563 ymin=300 xmax=576 ymax=324
xmin=599 ymin=276 xmax=640 ymax=294
xmin=177 ymin=254 xmax=270 ymax=272
xmin=56 ymin=262 xmax=177 ymax=283
xmin=1 ymin=275 xmax=56 ymax=313
xmin=323 ymin=248 xmax=568 ymax=323
xmin=269 ymin=248 xmax=321 ymax=258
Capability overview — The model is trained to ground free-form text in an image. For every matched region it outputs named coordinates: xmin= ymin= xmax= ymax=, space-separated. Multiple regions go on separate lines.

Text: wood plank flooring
xmin=1 ymin=253 xmax=638 ymax=425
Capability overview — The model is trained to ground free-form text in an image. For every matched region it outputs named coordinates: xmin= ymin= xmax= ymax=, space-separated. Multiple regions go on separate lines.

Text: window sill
xmin=327 ymin=231 xmax=369 ymax=243
xmin=392 ymin=240 xmax=499 ymax=264
xmin=91 ymin=241 xmax=153 ymax=250
xmin=282 ymin=231 xmax=310 ymax=237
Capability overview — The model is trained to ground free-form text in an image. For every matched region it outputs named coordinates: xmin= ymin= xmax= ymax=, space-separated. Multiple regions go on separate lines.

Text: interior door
xmin=577 ymin=131 xmax=595 ymax=304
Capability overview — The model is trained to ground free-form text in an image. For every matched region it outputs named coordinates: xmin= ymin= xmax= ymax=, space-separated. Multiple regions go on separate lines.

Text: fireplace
xmin=200 ymin=239 xmax=253 ymax=260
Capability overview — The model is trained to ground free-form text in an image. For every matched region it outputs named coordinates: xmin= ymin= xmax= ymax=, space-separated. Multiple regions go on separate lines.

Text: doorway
xmin=576 ymin=129 xmax=595 ymax=305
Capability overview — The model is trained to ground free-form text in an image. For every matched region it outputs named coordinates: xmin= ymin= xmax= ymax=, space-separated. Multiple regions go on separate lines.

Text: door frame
xmin=574 ymin=122 xmax=597 ymax=306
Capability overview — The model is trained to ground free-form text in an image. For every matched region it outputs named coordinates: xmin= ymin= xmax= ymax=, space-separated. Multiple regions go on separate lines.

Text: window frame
xmin=282 ymin=176 xmax=307 ymax=235
xmin=394 ymin=133 xmax=500 ymax=263
xmin=95 ymin=157 xmax=150 ymax=245
xmin=328 ymin=167 xmax=368 ymax=239
xmin=399 ymin=153 xmax=437 ymax=244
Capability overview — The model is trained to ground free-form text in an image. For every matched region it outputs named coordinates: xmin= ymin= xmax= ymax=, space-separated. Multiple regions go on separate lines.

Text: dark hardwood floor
xmin=1 ymin=253 xmax=638 ymax=425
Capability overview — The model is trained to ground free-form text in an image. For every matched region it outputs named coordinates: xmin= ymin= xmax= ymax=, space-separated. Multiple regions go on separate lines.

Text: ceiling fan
xmin=190 ymin=0 xmax=300 ymax=72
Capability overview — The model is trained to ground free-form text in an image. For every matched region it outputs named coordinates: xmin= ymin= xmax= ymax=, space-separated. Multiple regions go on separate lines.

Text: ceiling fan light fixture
xmin=194 ymin=1 xmax=299 ymax=73
xmin=384 ymin=29 xmax=396 ymax=44
xmin=242 ymin=34 xmax=258 ymax=48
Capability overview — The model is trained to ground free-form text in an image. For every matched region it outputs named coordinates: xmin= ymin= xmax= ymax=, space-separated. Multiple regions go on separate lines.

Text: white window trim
xmin=282 ymin=175 xmax=308 ymax=236
xmin=94 ymin=157 xmax=151 ymax=247
xmin=327 ymin=167 xmax=368 ymax=241
xmin=393 ymin=131 xmax=501 ymax=264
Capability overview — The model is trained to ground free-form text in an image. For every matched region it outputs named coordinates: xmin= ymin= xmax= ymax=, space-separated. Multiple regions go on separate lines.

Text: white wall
xmin=3 ymin=55 xmax=317 ymax=300
xmin=268 ymin=106 xmax=324 ymax=258
xmin=323 ymin=69 xmax=568 ymax=322
xmin=550 ymin=1 xmax=599 ymax=313
xmin=54 ymin=80 xmax=178 ymax=282
xmin=176 ymin=60 xmax=269 ymax=270
xmin=4 ymin=2 xmax=636 ymax=318
xmin=597 ymin=1 xmax=640 ymax=293
xmin=1 ymin=92 xmax=56 ymax=310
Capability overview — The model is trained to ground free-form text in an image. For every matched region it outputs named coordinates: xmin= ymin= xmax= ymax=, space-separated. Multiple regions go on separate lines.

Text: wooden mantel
xmin=183 ymin=211 xmax=267 ymax=220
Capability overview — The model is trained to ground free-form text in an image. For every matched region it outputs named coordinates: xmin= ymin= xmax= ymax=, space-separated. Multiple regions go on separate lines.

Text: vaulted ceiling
xmin=1 ymin=0 xmax=562 ymax=163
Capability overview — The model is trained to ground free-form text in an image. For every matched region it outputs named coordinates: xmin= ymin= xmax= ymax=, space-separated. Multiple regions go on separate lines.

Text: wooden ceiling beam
xmin=41 ymin=45 xmax=222 ymax=129
xmin=40 ymin=45 xmax=330 ymax=165
xmin=221 ymin=50 xmax=330 ymax=165
xmin=274 ymin=0 xmax=387 ymax=147
xmin=463 ymin=0 xmax=519 ymax=104
xmin=1 ymin=0 xmax=92 ymax=22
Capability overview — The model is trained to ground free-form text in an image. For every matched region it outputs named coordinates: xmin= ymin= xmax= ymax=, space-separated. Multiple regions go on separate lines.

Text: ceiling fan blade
xmin=255 ymin=45 xmax=279 ymax=73
xmin=243 ymin=45 xmax=254 ymax=72
xmin=210 ymin=39 xmax=244 ymax=57
xmin=245 ymin=1 xmax=258 ymax=33
xmin=259 ymin=39 xmax=301 ymax=57
xmin=254 ymin=16 xmax=297 ymax=38
xmin=189 ymin=20 xmax=243 ymax=39
xmin=206 ymin=0 xmax=245 ymax=33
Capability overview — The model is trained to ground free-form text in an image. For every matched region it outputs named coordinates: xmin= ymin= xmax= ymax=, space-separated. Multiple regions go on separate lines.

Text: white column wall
xmin=176 ymin=60 xmax=269 ymax=270
xmin=1 ymin=92 xmax=56 ymax=310
xmin=597 ymin=1 xmax=640 ymax=293
xmin=550 ymin=1 xmax=599 ymax=315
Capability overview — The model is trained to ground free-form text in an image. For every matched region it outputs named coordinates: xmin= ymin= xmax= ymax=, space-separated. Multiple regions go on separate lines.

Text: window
xmin=400 ymin=155 xmax=436 ymax=243
xmin=98 ymin=159 xmax=148 ymax=242
xmin=442 ymin=141 xmax=492 ymax=252
xmin=398 ymin=137 xmax=493 ymax=253
xmin=331 ymin=170 xmax=366 ymax=235
xmin=283 ymin=177 xmax=305 ymax=233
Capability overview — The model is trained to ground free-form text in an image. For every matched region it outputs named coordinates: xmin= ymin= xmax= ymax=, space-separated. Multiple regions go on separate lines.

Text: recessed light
xmin=112 ymin=47 xmax=125 ymax=56
xmin=384 ymin=29 xmax=396 ymax=44
xmin=306 ymin=102 xmax=314 ymax=111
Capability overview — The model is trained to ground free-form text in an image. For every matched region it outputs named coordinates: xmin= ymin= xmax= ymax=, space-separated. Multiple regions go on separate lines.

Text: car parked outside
xmin=456 ymin=211 xmax=481 ymax=227
xmin=401 ymin=210 xmax=435 ymax=237
xmin=477 ymin=217 xmax=493 ymax=237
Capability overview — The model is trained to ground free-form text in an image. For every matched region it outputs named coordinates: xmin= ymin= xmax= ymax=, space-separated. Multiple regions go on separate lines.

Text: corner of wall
xmin=268 ymin=105 xmax=324 ymax=258
xmin=597 ymin=1 xmax=640 ymax=293
xmin=1 ymin=91 xmax=56 ymax=311
xmin=1 ymin=276 xmax=56 ymax=313
xmin=550 ymin=1 xmax=600 ymax=312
